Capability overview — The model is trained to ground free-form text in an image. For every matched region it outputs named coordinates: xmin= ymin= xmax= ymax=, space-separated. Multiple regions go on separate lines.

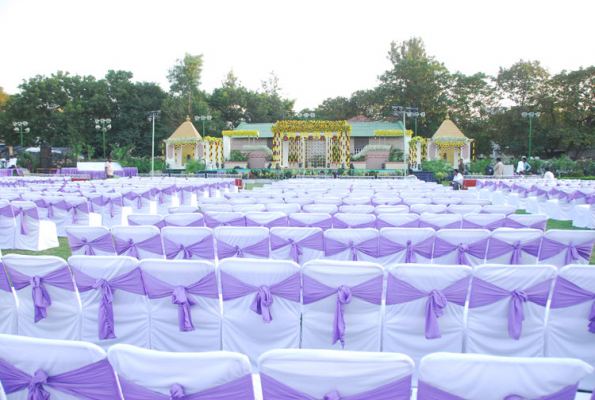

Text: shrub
xmin=185 ymin=159 xmax=206 ymax=174
xmin=421 ymin=159 xmax=452 ymax=182
xmin=229 ymin=150 xmax=248 ymax=162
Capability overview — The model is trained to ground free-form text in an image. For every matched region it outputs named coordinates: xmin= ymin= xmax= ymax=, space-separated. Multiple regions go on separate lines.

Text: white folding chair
xmin=0 ymin=262 xmax=17 ymax=334
xmin=270 ymin=227 xmax=325 ymax=265
xmin=245 ymin=211 xmax=288 ymax=228
xmin=199 ymin=197 xmax=229 ymax=205
xmin=432 ymin=229 xmax=490 ymax=267
xmin=461 ymin=198 xmax=490 ymax=206
xmin=285 ymin=197 xmax=314 ymax=207
xmin=303 ymin=204 xmax=339 ymax=215
xmin=65 ymin=226 xmax=116 ymax=256
xmin=572 ymin=202 xmax=595 ymax=229
xmin=376 ymin=213 xmax=419 ymax=229
xmin=111 ymin=225 xmax=164 ymax=260
xmin=410 ymin=204 xmax=447 ymax=215
xmin=108 ymin=344 xmax=254 ymax=399
xmin=323 ymin=229 xmax=379 ymax=262
xmin=403 ymin=198 xmax=432 ymax=207
xmin=161 ymin=227 xmax=215 ymax=262
xmin=338 ymin=205 xmax=375 ymax=214
xmin=68 ymin=255 xmax=149 ymax=349
xmin=257 ymin=198 xmax=285 ymax=205
xmin=168 ymin=205 xmax=200 ymax=214
xmin=482 ymin=205 xmax=516 ymax=215
xmin=12 ymin=201 xmax=58 ymax=251
xmin=203 ymin=211 xmax=245 ymax=228
xmin=122 ymin=187 xmax=152 ymax=215
xmin=378 ymin=227 xmax=434 ymax=267
xmin=175 ymin=184 xmax=194 ymax=206
xmin=0 ymin=200 xmax=15 ymax=250
xmin=266 ymin=203 xmax=300 ymax=214
xmin=466 ymin=265 xmax=557 ymax=357
xmin=314 ymin=197 xmax=343 ymax=206
xmin=462 ymin=213 xmax=507 ymax=231
xmin=545 ymin=189 xmax=576 ymax=221
xmin=374 ymin=205 xmax=409 ymax=215
xmin=153 ymin=185 xmax=178 ymax=216
xmin=127 ymin=213 xmax=166 ymax=229
xmin=288 ymin=212 xmax=333 ymax=230
xmin=0 ymin=334 xmax=121 ymax=400
xmin=383 ymin=265 xmax=472 ymax=383
xmin=140 ymin=259 xmax=221 ymax=352
xmin=506 ymin=214 xmax=548 ymax=231
xmin=232 ymin=204 xmax=266 ymax=213
xmin=332 ymin=213 xmax=376 ymax=229
xmin=101 ymin=193 xmax=127 ymax=228
xmin=163 ymin=213 xmax=204 ymax=227
xmin=214 ymin=227 xmax=270 ymax=260
xmin=2 ymin=254 xmax=81 ymax=340
xmin=342 ymin=197 xmax=371 ymax=206
xmin=301 ymin=260 xmax=384 ymax=351
xmin=547 ymin=265 xmax=595 ymax=390
xmin=433 ymin=198 xmax=462 ymax=206
xmin=372 ymin=197 xmax=402 ymax=206
xmin=486 ymin=228 xmax=543 ymax=265
xmin=220 ymin=258 xmax=301 ymax=369
xmin=446 ymin=205 xmax=482 ymax=215
xmin=230 ymin=198 xmax=257 ymax=205
xmin=64 ymin=196 xmax=101 ymax=228
xmin=538 ymin=229 xmax=595 ymax=269
xmin=417 ymin=352 xmax=593 ymax=399
xmin=419 ymin=213 xmax=462 ymax=230
xmin=200 ymin=204 xmax=233 ymax=213
xmin=258 ymin=349 xmax=414 ymax=399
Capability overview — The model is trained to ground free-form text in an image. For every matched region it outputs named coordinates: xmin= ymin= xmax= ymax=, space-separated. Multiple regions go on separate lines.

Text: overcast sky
xmin=1 ymin=0 xmax=594 ymax=111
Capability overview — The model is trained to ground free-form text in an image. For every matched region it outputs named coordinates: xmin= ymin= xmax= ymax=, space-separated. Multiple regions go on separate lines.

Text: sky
xmin=1 ymin=0 xmax=594 ymax=111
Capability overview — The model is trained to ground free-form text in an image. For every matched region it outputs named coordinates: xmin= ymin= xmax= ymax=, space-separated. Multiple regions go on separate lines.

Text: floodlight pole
xmin=151 ymin=113 xmax=156 ymax=177
xmin=521 ymin=111 xmax=540 ymax=159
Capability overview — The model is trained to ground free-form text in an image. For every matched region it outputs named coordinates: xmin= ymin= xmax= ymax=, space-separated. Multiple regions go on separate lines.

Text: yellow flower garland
xmin=222 ymin=130 xmax=259 ymax=137
xmin=271 ymin=120 xmax=351 ymax=134
xmin=374 ymin=130 xmax=413 ymax=137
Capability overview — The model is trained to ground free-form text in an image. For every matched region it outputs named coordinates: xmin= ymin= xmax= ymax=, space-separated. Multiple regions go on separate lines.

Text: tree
xmin=167 ymin=53 xmax=204 ymax=115
xmin=315 ymin=96 xmax=358 ymax=121
xmin=496 ymin=60 xmax=550 ymax=108
xmin=0 ymin=87 xmax=8 ymax=108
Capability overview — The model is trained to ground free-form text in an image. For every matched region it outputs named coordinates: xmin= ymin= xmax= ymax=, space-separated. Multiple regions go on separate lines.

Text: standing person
xmin=543 ymin=167 xmax=555 ymax=180
xmin=458 ymin=158 xmax=465 ymax=175
xmin=494 ymin=158 xmax=504 ymax=176
xmin=516 ymin=157 xmax=526 ymax=175
xmin=452 ymin=168 xmax=464 ymax=190
xmin=105 ymin=157 xmax=114 ymax=179
xmin=26 ymin=158 xmax=32 ymax=173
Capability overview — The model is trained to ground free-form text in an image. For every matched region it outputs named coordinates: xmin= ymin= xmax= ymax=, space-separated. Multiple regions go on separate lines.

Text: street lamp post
xmin=94 ymin=119 xmax=112 ymax=161
xmin=297 ymin=112 xmax=315 ymax=121
xmin=147 ymin=111 xmax=161 ymax=177
xmin=521 ymin=112 xmax=540 ymax=158
xmin=13 ymin=121 xmax=30 ymax=149
xmin=194 ymin=115 xmax=212 ymax=137
xmin=392 ymin=106 xmax=423 ymax=173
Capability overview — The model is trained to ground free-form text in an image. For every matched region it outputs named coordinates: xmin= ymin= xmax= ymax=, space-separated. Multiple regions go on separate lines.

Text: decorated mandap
xmin=164 ymin=116 xmax=223 ymax=170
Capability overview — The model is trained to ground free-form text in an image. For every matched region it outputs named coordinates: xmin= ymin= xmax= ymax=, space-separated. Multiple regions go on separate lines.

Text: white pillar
xmin=204 ymin=141 xmax=210 ymax=165
xmin=223 ymin=136 xmax=231 ymax=160
xmin=282 ymin=139 xmax=289 ymax=167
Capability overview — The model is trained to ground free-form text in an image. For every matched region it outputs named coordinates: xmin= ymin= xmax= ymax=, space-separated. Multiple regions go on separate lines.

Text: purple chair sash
xmin=203 ymin=214 xmax=245 ymax=228
xmin=386 ymin=275 xmax=470 ymax=339
xmin=102 ymin=196 xmax=122 ymax=218
xmin=43 ymin=200 xmax=70 ymax=220
xmin=118 ymin=374 xmax=254 ymax=400
xmin=289 ymin=216 xmax=333 ymax=230
xmin=128 ymin=218 xmax=166 ymax=229
xmin=68 ymin=202 xmax=89 ymax=224
xmin=67 ymin=232 xmax=115 ymax=255
xmin=550 ymin=276 xmax=595 ymax=333
xmin=176 ymin=186 xmax=193 ymax=205
xmin=143 ymin=271 xmax=219 ymax=331
xmin=245 ymin=215 xmax=288 ymax=228
xmin=376 ymin=218 xmax=419 ymax=229
xmin=0 ymin=263 xmax=11 ymax=293
xmin=0 ymin=204 xmax=14 ymax=218
xmin=152 ymin=187 xmax=174 ymax=204
xmin=72 ymin=267 xmax=146 ymax=340
xmin=303 ymin=274 xmax=383 ymax=347
xmin=486 ymin=237 xmax=542 ymax=265
xmin=123 ymin=191 xmax=151 ymax=209
xmin=163 ymin=236 xmax=215 ymax=260
xmin=419 ymin=220 xmax=461 ymax=230
xmin=461 ymin=218 xmax=506 ymax=231
xmin=270 ymin=231 xmax=324 ymax=263
xmin=324 ymin=237 xmax=378 ymax=261
xmin=538 ymin=237 xmax=594 ymax=264
xmin=13 ymin=206 xmax=39 ymax=235
xmin=332 ymin=216 xmax=376 ymax=229
xmin=505 ymin=218 xmax=547 ymax=231
xmin=417 ymin=380 xmax=578 ymax=400
xmin=87 ymin=195 xmax=104 ymax=213
xmin=165 ymin=219 xmax=204 ymax=227
xmin=221 ymin=271 xmax=300 ymax=323
xmin=216 ymin=238 xmax=269 ymax=260
xmin=378 ymin=236 xmax=434 ymax=262
xmin=432 ymin=237 xmax=488 ymax=266
xmin=0 ymin=358 xmax=121 ymax=400
xmin=260 ymin=373 xmax=412 ymax=400
xmin=113 ymin=234 xmax=164 ymax=259
xmin=469 ymin=277 xmax=552 ymax=340
xmin=7 ymin=266 xmax=75 ymax=323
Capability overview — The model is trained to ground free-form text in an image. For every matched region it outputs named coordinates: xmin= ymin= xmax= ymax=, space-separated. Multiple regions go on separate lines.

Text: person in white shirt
xmin=516 ymin=156 xmax=526 ymax=175
xmin=105 ymin=157 xmax=114 ymax=179
xmin=452 ymin=169 xmax=464 ymax=190
xmin=543 ymin=167 xmax=555 ymax=180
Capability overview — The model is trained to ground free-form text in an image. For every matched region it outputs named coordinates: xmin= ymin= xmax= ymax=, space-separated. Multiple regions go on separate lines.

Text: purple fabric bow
xmin=417 ymin=380 xmax=579 ymax=400
xmin=550 ymin=276 xmax=595 ymax=333
xmin=67 ymin=232 xmax=115 ymax=255
xmin=152 ymin=187 xmax=173 ymax=204
xmin=270 ymin=231 xmax=324 ymax=263
xmin=0 ymin=358 xmax=121 ymax=400
xmin=163 ymin=236 xmax=215 ymax=260
xmin=324 ymin=237 xmax=378 ymax=261
xmin=7 ymin=266 xmax=75 ymax=323
xmin=376 ymin=218 xmax=419 ymax=229
xmin=462 ymin=218 xmax=506 ymax=231
xmin=143 ymin=271 xmax=219 ymax=331
xmin=538 ymin=237 xmax=594 ymax=265
xmin=118 ymin=374 xmax=254 ymax=400
xmin=203 ymin=214 xmax=245 ymax=228
xmin=72 ymin=267 xmax=146 ymax=340
xmin=386 ymin=275 xmax=470 ymax=339
xmin=432 ymin=237 xmax=488 ymax=266
xmin=123 ymin=191 xmax=151 ymax=209
xmin=289 ymin=216 xmax=333 ymax=230
xmin=303 ymin=274 xmax=383 ymax=348
xmin=102 ymin=196 xmax=122 ymax=218
xmin=13 ymin=206 xmax=39 ymax=235
xmin=419 ymin=220 xmax=461 ymax=230
xmin=0 ymin=204 xmax=14 ymax=219
xmin=260 ymin=373 xmax=412 ymax=400
xmin=216 ymin=238 xmax=269 ymax=260
xmin=87 ymin=195 xmax=104 ymax=213
xmin=332 ymin=216 xmax=376 ymax=229
xmin=176 ymin=186 xmax=193 ymax=205
xmin=113 ymin=234 xmax=164 ymax=259
xmin=469 ymin=277 xmax=552 ymax=340
xmin=68 ymin=202 xmax=89 ymax=224
xmin=486 ymin=237 xmax=542 ymax=265
xmin=505 ymin=218 xmax=547 ymax=231
xmin=221 ymin=271 xmax=300 ymax=323
xmin=378 ymin=236 xmax=434 ymax=262
xmin=245 ymin=215 xmax=288 ymax=228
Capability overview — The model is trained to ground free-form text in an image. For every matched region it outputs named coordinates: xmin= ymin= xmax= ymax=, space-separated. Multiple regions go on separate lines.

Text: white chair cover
xmin=303 ymin=204 xmax=339 ymax=215
xmin=269 ymin=227 xmax=325 ymax=265
xmin=127 ymin=214 xmax=165 ymax=229
xmin=0 ymin=199 xmax=15 ymax=250
xmin=376 ymin=213 xmax=419 ymax=229
xmin=419 ymin=213 xmax=462 ymax=230
xmin=257 ymin=198 xmax=285 ymax=205
xmin=230 ymin=198 xmax=257 ymax=205
xmin=168 ymin=206 xmax=200 ymax=214
xmin=289 ymin=212 xmax=332 ymax=229
xmin=107 ymin=344 xmax=253 ymax=399
xmin=101 ymin=193 xmax=126 ymax=228
xmin=487 ymin=228 xmax=543 ymax=265
xmin=432 ymin=198 xmax=462 ymax=206
xmin=301 ymin=260 xmax=384 ymax=351
xmin=154 ymin=185 xmax=178 ymax=216
xmin=204 ymin=212 xmax=246 ymax=228
xmin=403 ymin=198 xmax=432 ymax=206
xmin=546 ymin=265 xmax=595 ymax=390
xmin=538 ymin=229 xmax=595 ymax=268
xmin=460 ymin=198 xmax=490 ymax=206
xmin=199 ymin=197 xmax=229 ymax=205
xmin=342 ymin=197 xmax=371 ymax=206
xmin=482 ymin=205 xmax=516 ymax=215
xmin=545 ymin=189 xmax=576 ymax=221
xmin=314 ymin=197 xmax=343 ymax=206
xmin=68 ymin=255 xmax=149 ymax=349
xmin=12 ymin=201 xmax=58 ymax=251
xmin=432 ymin=229 xmax=490 ymax=267
xmin=410 ymin=204 xmax=447 ymax=215
xmin=163 ymin=213 xmax=204 ymax=228
xmin=139 ymin=259 xmax=221 ymax=352
xmin=39 ymin=196 xmax=72 ymax=237
xmin=323 ymin=229 xmax=379 ymax=262
xmin=378 ymin=227 xmax=434 ymax=267
xmin=123 ymin=188 xmax=152 ymax=215
xmin=245 ymin=212 xmax=288 ymax=228
xmin=111 ymin=225 xmax=165 ymax=260
xmin=258 ymin=349 xmax=414 ymax=399
xmin=418 ymin=352 xmax=593 ymax=399
xmin=2 ymin=254 xmax=81 ymax=340
xmin=266 ymin=203 xmax=301 ymax=214
xmin=332 ymin=213 xmax=376 ymax=229
xmin=506 ymin=214 xmax=548 ymax=231
xmin=462 ymin=213 xmax=507 ymax=231
xmin=232 ymin=204 xmax=266 ymax=213
xmin=383 ymin=265 xmax=472 ymax=383
xmin=200 ymin=204 xmax=233 ymax=213
xmin=572 ymin=203 xmax=595 ymax=229
xmin=374 ymin=205 xmax=409 ymax=215
xmin=0 ymin=262 xmax=18 ymax=334
xmin=65 ymin=197 xmax=101 ymax=228
xmin=372 ymin=197 xmax=402 ymax=206
xmin=339 ymin=205 xmax=375 ymax=214
xmin=65 ymin=226 xmax=116 ymax=256
xmin=466 ymin=265 xmax=557 ymax=357
xmin=0 ymin=335 xmax=114 ymax=400
xmin=285 ymin=197 xmax=314 ymax=207
xmin=446 ymin=205 xmax=482 ymax=215
xmin=219 ymin=258 xmax=301 ymax=369
xmin=161 ymin=227 xmax=215 ymax=262
xmin=214 ymin=227 xmax=270 ymax=260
